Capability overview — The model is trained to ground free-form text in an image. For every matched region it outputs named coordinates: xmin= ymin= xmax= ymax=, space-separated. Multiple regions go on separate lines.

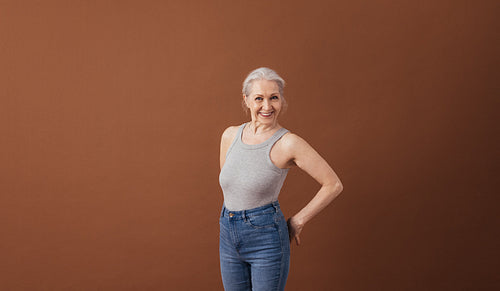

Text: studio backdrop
xmin=1 ymin=0 xmax=497 ymax=290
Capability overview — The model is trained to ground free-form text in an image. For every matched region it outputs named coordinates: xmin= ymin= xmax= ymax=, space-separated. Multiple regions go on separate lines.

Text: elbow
xmin=334 ymin=181 xmax=343 ymax=195
xmin=324 ymin=181 xmax=343 ymax=196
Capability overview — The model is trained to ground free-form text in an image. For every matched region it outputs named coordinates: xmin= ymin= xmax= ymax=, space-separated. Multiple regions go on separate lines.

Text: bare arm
xmin=284 ymin=134 xmax=344 ymax=245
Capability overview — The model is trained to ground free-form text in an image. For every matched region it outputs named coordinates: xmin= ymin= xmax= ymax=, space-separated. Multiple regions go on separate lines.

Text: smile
xmin=259 ymin=111 xmax=274 ymax=117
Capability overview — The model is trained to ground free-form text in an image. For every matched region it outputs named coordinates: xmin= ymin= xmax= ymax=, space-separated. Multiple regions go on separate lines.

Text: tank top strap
xmin=235 ymin=123 xmax=246 ymax=143
xmin=265 ymin=127 xmax=290 ymax=149
xmin=224 ymin=123 xmax=246 ymax=158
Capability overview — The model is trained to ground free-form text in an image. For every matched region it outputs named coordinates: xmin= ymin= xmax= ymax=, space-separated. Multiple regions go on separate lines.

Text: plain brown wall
xmin=1 ymin=0 xmax=497 ymax=290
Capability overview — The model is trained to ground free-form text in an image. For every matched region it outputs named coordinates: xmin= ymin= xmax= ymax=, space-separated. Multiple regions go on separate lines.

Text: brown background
xmin=1 ymin=0 xmax=498 ymax=290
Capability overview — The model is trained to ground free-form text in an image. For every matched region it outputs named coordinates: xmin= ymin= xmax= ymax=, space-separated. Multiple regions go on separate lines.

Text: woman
xmin=219 ymin=67 xmax=343 ymax=290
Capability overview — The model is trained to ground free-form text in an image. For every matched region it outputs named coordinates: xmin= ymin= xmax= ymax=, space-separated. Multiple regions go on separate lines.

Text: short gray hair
xmin=241 ymin=67 xmax=287 ymax=112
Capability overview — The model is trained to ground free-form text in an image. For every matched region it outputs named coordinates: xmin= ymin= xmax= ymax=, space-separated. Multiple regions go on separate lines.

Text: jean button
xmin=229 ymin=213 xmax=234 ymax=217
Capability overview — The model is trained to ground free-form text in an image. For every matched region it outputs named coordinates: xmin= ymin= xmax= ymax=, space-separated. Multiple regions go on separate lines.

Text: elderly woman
xmin=219 ymin=67 xmax=343 ymax=290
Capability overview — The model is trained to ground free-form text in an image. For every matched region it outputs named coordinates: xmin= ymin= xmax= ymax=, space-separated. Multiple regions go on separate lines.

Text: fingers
xmin=287 ymin=217 xmax=303 ymax=246
xmin=295 ymin=235 xmax=301 ymax=246
xmin=287 ymin=219 xmax=293 ymax=243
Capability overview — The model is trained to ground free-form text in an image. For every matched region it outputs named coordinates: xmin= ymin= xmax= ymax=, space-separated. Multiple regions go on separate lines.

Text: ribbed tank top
xmin=219 ymin=122 xmax=290 ymax=211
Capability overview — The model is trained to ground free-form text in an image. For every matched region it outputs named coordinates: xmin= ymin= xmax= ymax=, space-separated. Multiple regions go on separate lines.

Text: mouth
xmin=259 ymin=111 xmax=274 ymax=118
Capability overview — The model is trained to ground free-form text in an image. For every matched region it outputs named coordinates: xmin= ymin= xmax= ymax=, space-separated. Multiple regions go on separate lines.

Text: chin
xmin=256 ymin=116 xmax=275 ymax=122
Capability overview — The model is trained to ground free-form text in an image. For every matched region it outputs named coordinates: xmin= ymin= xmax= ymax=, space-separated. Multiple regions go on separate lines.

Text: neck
xmin=247 ymin=120 xmax=279 ymax=135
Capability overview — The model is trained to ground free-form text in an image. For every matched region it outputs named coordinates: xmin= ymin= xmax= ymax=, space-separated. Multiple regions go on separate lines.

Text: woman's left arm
xmin=283 ymin=133 xmax=344 ymax=246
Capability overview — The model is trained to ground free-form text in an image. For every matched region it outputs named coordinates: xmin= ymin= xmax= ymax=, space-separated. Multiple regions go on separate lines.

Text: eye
xmin=255 ymin=97 xmax=263 ymax=101
xmin=271 ymin=96 xmax=279 ymax=100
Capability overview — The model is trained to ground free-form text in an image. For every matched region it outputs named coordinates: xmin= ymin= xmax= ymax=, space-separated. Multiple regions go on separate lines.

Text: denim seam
xmin=277 ymin=213 xmax=285 ymax=291
xmin=244 ymin=217 xmax=277 ymax=229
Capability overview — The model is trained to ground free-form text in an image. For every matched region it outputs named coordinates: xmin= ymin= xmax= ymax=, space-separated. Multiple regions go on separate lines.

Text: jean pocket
xmin=245 ymin=212 xmax=277 ymax=229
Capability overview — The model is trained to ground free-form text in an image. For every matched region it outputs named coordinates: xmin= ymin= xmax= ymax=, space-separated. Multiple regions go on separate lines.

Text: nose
xmin=263 ymin=99 xmax=271 ymax=110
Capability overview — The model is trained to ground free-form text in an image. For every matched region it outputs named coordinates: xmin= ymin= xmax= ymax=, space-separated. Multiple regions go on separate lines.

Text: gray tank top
xmin=219 ymin=122 xmax=290 ymax=211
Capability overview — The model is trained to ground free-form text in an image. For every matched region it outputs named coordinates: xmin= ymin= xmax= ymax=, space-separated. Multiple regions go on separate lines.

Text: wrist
xmin=292 ymin=215 xmax=306 ymax=227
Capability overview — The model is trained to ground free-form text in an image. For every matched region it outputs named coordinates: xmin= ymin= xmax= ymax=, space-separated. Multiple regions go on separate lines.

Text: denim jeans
xmin=219 ymin=201 xmax=290 ymax=291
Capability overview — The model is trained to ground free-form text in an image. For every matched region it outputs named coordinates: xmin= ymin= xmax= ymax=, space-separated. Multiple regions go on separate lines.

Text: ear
xmin=242 ymin=94 xmax=249 ymax=108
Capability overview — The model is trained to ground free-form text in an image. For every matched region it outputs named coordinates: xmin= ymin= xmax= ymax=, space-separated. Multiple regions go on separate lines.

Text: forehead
xmin=250 ymin=79 xmax=279 ymax=95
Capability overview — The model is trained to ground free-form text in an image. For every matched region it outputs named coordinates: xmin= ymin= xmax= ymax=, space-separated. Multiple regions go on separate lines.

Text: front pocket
xmin=245 ymin=212 xmax=276 ymax=228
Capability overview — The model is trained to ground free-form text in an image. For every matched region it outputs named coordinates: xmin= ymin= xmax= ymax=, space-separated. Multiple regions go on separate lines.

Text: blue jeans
xmin=219 ymin=201 xmax=290 ymax=291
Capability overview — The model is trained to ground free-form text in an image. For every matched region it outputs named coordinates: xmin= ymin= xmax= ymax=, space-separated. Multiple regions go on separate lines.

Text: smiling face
xmin=243 ymin=79 xmax=283 ymax=125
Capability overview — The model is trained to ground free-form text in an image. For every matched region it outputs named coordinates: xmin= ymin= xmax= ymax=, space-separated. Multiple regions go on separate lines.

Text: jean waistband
xmin=221 ymin=201 xmax=280 ymax=220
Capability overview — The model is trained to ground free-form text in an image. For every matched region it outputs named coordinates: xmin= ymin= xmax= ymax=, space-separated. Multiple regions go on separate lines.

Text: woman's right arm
xmin=220 ymin=126 xmax=239 ymax=170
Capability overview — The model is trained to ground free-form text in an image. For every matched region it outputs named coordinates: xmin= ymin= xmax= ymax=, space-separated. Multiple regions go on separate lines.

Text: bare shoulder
xmin=273 ymin=132 xmax=314 ymax=168
xmin=279 ymin=132 xmax=311 ymax=151
xmin=221 ymin=125 xmax=240 ymax=143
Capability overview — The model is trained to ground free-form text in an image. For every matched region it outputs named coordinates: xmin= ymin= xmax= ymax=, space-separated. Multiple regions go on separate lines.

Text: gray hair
xmin=241 ymin=67 xmax=287 ymax=112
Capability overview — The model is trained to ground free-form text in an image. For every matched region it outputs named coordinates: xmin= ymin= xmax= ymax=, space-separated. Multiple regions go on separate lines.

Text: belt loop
xmin=272 ymin=201 xmax=279 ymax=212
xmin=242 ymin=209 xmax=247 ymax=221
xmin=221 ymin=204 xmax=226 ymax=218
